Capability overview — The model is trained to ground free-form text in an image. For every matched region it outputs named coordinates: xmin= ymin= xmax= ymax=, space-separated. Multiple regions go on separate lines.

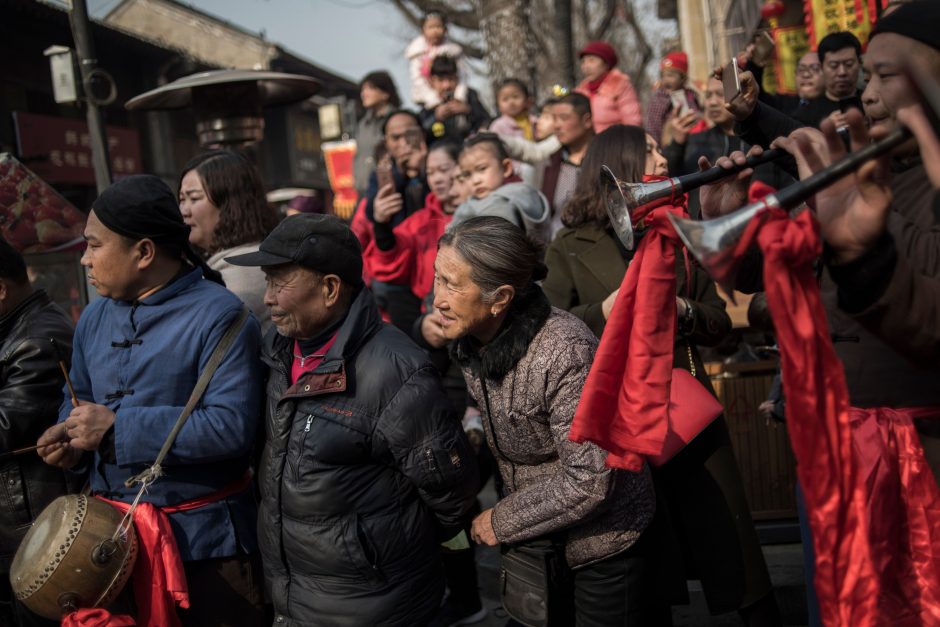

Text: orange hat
xmin=661 ymin=51 xmax=689 ymax=75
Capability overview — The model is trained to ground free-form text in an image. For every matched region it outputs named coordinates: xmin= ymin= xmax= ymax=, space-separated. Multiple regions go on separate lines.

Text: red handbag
xmin=648 ymin=360 xmax=723 ymax=467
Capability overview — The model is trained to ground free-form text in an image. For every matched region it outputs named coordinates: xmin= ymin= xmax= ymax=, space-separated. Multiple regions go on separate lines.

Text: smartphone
xmin=670 ymin=90 xmax=690 ymax=117
xmin=375 ymin=153 xmax=394 ymax=189
xmin=721 ymin=58 xmax=741 ymax=104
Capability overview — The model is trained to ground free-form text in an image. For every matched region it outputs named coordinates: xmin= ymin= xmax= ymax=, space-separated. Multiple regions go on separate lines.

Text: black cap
xmin=226 ymin=213 xmax=363 ymax=285
xmin=870 ymin=1 xmax=940 ymax=51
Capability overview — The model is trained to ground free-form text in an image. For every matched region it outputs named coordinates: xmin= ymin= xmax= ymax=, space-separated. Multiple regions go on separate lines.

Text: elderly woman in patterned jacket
xmin=432 ymin=215 xmax=658 ymax=625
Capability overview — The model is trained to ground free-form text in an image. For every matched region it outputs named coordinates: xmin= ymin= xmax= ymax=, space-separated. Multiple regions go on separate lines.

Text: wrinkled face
xmin=426 ymin=148 xmax=458 ymax=207
xmin=429 ymin=73 xmax=458 ymax=99
xmin=422 ymin=16 xmax=446 ymax=46
xmin=704 ymin=77 xmax=733 ymax=125
xmin=458 ymin=145 xmax=512 ymax=199
xmin=822 ymin=47 xmax=861 ymax=99
xmin=178 ymin=169 xmax=220 ymax=252
xmin=384 ymin=113 xmax=424 ymax=169
xmin=863 ymin=33 xmax=940 ymax=143
xmin=580 ymin=54 xmax=609 ymax=82
xmin=553 ymin=103 xmax=593 ymax=147
xmin=795 ymin=52 xmax=824 ymax=100
xmin=497 ymin=84 xmax=528 ymax=118
xmin=360 ymin=82 xmax=389 ymax=110
xmin=81 ymin=210 xmax=143 ymax=301
xmin=432 ymin=245 xmax=495 ymax=341
xmin=644 ymin=134 xmax=668 ymax=177
xmin=660 ymin=68 xmax=685 ymax=91
xmin=262 ymin=265 xmax=332 ymax=339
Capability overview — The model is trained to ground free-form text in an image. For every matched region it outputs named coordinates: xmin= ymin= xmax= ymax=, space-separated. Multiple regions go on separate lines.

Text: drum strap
xmin=123 ymin=306 xmax=250 ymax=491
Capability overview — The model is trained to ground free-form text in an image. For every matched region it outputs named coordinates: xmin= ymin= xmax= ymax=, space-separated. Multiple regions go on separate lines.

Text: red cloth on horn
xmin=729 ymin=206 xmax=940 ymax=626
xmin=94 ymin=472 xmax=252 ymax=627
xmin=62 ymin=609 xmax=136 ymax=626
xmin=569 ymin=175 xmax=686 ymax=471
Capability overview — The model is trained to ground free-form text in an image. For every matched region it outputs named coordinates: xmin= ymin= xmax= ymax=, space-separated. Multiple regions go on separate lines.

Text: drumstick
xmin=50 ymin=337 xmax=79 ymax=408
xmin=0 ymin=444 xmax=41 ymax=461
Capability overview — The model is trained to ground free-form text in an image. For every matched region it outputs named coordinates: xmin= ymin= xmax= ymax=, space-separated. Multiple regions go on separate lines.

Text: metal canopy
xmin=125 ymin=69 xmax=320 ymax=110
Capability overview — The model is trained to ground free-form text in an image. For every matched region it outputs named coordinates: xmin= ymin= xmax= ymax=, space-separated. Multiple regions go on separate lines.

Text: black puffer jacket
xmin=0 ymin=290 xmax=79 ymax=572
xmin=258 ymin=288 xmax=479 ymax=626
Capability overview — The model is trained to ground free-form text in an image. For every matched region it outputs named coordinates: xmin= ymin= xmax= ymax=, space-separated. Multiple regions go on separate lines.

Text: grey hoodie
xmin=449 ymin=182 xmax=551 ymax=243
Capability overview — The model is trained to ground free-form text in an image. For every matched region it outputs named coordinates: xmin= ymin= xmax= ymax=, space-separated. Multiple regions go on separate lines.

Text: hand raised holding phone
xmin=713 ymin=59 xmax=760 ymax=122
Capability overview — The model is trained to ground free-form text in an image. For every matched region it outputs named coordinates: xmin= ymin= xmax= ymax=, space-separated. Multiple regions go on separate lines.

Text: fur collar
xmin=451 ymin=286 xmax=552 ymax=381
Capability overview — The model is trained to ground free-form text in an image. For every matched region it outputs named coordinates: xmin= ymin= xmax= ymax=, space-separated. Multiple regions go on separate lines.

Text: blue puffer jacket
xmin=258 ymin=287 xmax=479 ymax=626
xmin=61 ymin=267 xmax=263 ymax=561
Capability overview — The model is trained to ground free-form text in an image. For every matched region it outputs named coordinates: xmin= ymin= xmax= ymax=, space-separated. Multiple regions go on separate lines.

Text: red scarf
xmin=569 ymin=176 xmax=685 ymax=471
xmin=723 ymin=193 xmax=940 ymax=626
xmin=63 ymin=473 xmax=252 ymax=627
xmin=584 ymin=71 xmax=609 ymax=95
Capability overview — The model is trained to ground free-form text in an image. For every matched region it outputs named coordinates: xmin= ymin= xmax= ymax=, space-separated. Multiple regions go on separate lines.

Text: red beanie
xmin=578 ymin=41 xmax=618 ymax=68
xmin=661 ymin=51 xmax=689 ymax=75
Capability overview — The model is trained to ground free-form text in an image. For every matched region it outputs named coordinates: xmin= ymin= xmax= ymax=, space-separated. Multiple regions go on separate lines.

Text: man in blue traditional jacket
xmin=36 ymin=175 xmax=266 ymax=626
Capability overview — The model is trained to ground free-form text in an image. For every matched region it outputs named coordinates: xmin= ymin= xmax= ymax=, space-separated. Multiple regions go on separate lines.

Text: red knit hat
xmin=578 ymin=41 xmax=618 ymax=68
xmin=661 ymin=51 xmax=689 ymax=74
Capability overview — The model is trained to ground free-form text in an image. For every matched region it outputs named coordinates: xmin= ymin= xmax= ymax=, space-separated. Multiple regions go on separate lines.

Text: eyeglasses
xmin=796 ymin=64 xmax=821 ymax=75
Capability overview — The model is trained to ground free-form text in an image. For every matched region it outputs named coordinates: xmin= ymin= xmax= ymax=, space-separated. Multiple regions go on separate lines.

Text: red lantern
xmin=761 ymin=0 xmax=786 ymax=20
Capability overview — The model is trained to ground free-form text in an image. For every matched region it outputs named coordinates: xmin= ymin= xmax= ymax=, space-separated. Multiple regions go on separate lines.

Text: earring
xmin=491 ymin=310 xmax=498 ymax=317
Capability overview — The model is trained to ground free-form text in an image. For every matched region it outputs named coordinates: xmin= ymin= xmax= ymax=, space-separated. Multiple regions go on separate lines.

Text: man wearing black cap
xmin=36 ymin=175 xmax=266 ymax=626
xmin=226 ymin=213 xmax=478 ymax=626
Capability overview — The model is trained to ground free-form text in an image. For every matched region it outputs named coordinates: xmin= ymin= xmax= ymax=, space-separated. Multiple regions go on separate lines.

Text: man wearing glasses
xmin=797 ymin=31 xmax=864 ymax=128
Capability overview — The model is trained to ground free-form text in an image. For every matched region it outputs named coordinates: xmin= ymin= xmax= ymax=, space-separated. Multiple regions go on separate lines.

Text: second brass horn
xmin=668 ymin=124 xmax=913 ymax=293
xmin=602 ymin=149 xmax=783 ymax=250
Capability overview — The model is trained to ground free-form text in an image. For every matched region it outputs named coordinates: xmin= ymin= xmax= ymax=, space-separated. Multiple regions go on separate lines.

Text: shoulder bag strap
xmin=125 ymin=307 xmax=250 ymax=488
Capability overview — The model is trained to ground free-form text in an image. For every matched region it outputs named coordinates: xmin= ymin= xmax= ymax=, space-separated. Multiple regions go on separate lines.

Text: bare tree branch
xmin=589 ymin=0 xmax=617 ymax=41
xmin=390 ymin=0 xmax=481 ymax=30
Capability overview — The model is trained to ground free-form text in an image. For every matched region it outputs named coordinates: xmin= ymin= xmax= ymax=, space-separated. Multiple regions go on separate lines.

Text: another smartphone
xmin=670 ymin=90 xmax=691 ymax=117
xmin=721 ymin=58 xmax=741 ymax=104
xmin=375 ymin=153 xmax=394 ymax=189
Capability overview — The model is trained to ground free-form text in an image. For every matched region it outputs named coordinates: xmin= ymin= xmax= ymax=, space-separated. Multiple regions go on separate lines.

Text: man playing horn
xmin=700 ymin=3 xmax=940 ymax=624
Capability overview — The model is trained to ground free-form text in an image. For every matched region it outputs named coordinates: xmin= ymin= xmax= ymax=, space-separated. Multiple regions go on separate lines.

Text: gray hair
xmin=438 ymin=216 xmax=546 ymax=304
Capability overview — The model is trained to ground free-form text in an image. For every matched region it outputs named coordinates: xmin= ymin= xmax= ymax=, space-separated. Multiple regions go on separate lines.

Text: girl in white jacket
xmin=406 ymin=11 xmax=465 ymax=107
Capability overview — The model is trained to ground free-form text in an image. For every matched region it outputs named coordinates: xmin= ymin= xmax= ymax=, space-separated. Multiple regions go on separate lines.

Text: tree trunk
xmin=554 ymin=0 xmax=575 ymax=87
xmin=478 ymin=0 xmax=536 ymax=94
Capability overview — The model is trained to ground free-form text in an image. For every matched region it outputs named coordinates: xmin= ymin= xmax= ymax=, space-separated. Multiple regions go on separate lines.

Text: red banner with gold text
xmin=803 ymin=0 xmax=874 ymax=49
xmin=321 ymin=140 xmax=358 ymax=221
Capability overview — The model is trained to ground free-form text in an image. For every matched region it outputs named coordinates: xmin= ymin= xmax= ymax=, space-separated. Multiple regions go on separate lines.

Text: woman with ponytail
xmin=544 ymin=124 xmax=781 ymax=625
xmin=179 ymin=150 xmax=279 ymax=333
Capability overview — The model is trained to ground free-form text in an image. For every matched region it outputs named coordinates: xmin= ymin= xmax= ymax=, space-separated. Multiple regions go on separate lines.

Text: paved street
xmin=466 ymin=480 xmax=810 ymax=627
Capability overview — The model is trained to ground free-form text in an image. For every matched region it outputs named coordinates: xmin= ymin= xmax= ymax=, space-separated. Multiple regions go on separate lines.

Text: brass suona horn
xmin=669 ymin=62 xmax=940 ymax=294
xmin=667 ymin=125 xmax=912 ymax=293
xmin=602 ymin=149 xmax=783 ymax=250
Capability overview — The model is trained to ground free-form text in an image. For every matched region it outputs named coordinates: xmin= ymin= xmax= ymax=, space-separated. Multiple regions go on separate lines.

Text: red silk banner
xmin=570 ymin=176 xmax=685 ymax=471
xmin=727 ymin=206 xmax=940 ymax=625
xmin=322 ymin=140 xmax=358 ymax=220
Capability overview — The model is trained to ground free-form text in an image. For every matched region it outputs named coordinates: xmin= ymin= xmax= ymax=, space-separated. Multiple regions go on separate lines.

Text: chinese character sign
xmin=803 ymin=0 xmax=873 ymax=49
xmin=774 ymin=27 xmax=811 ymax=95
xmin=12 ymin=112 xmax=142 ymax=185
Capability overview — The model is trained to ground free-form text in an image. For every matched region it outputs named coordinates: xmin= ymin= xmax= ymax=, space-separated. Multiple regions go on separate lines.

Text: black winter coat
xmin=258 ymin=288 xmax=479 ymax=626
xmin=0 ymin=290 xmax=79 ymax=572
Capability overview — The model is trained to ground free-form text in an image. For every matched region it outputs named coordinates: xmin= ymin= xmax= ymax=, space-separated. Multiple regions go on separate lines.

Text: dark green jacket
xmin=542 ymin=222 xmax=731 ymax=378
